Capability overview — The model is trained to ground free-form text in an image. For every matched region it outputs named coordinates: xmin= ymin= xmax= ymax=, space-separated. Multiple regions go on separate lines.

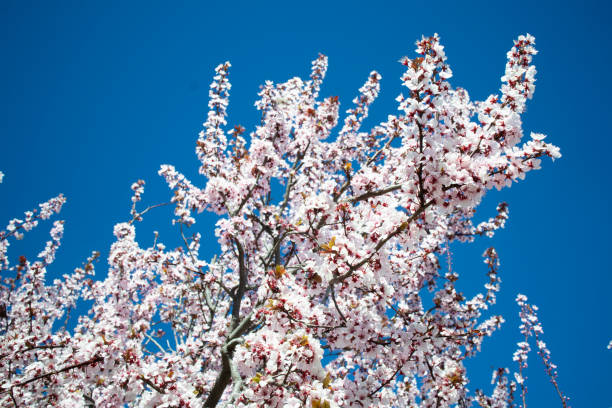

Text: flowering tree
xmin=0 ymin=34 xmax=569 ymax=407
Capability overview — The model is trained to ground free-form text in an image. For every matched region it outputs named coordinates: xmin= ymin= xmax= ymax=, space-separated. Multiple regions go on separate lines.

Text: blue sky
xmin=0 ymin=0 xmax=610 ymax=406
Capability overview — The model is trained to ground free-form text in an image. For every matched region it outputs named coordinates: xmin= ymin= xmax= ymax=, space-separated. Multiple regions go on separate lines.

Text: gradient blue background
xmin=0 ymin=1 xmax=609 ymax=406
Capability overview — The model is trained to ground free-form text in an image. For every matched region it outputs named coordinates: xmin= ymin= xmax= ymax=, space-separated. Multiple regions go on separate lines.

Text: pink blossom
xmin=0 ymin=34 xmax=568 ymax=408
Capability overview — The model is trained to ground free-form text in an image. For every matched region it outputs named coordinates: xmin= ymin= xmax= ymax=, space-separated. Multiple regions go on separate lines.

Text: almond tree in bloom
xmin=0 ymin=34 xmax=570 ymax=407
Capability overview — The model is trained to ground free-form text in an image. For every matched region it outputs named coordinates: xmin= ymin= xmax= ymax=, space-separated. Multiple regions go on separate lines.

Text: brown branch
xmin=346 ymin=184 xmax=402 ymax=204
xmin=140 ymin=376 xmax=166 ymax=394
xmin=366 ymin=125 xmax=401 ymax=167
xmin=203 ymin=238 xmax=251 ymax=407
xmin=229 ymin=237 xmax=248 ymax=328
xmin=368 ymin=364 xmax=403 ymax=397
xmin=129 ymin=202 xmax=172 ymax=225
xmin=330 ymin=197 xmax=434 ymax=287
xmin=247 ymin=213 xmax=275 ymax=237
xmin=233 ymin=174 xmax=261 ymax=216
xmin=203 ymin=342 xmax=232 ymax=407
xmin=329 ymin=285 xmax=347 ymax=324
xmin=2 ymin=355 xmax=103 ymax=393
xmin=9 ymin=387 xmax=17 ymax=407
xmin=278 ymin=144 xmax=309 ymax=216
xmin=0 ymin=343 xmax=68 ymax=362
xmin=345 ymin=180 xmax=459 ymax=207
xmin=279 ymin=306 xmax=343 ymax=331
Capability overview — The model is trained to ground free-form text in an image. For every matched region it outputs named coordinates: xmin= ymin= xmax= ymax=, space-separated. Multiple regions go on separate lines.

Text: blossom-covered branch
xmin=0 ymin=34 xmax=567 ymax=407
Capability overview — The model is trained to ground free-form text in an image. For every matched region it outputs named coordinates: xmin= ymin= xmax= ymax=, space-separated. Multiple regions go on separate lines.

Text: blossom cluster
xmin=0 ymin=35 xmax=570 ymax=407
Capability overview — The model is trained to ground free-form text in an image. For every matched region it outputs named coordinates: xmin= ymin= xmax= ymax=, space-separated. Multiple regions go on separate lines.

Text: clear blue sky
xmin=0 ymin=1 xmax=610 ymax=406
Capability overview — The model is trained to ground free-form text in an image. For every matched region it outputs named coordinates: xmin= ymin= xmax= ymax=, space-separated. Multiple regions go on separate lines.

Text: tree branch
xmin=2 ymin=355 xmax=103 ymax=393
